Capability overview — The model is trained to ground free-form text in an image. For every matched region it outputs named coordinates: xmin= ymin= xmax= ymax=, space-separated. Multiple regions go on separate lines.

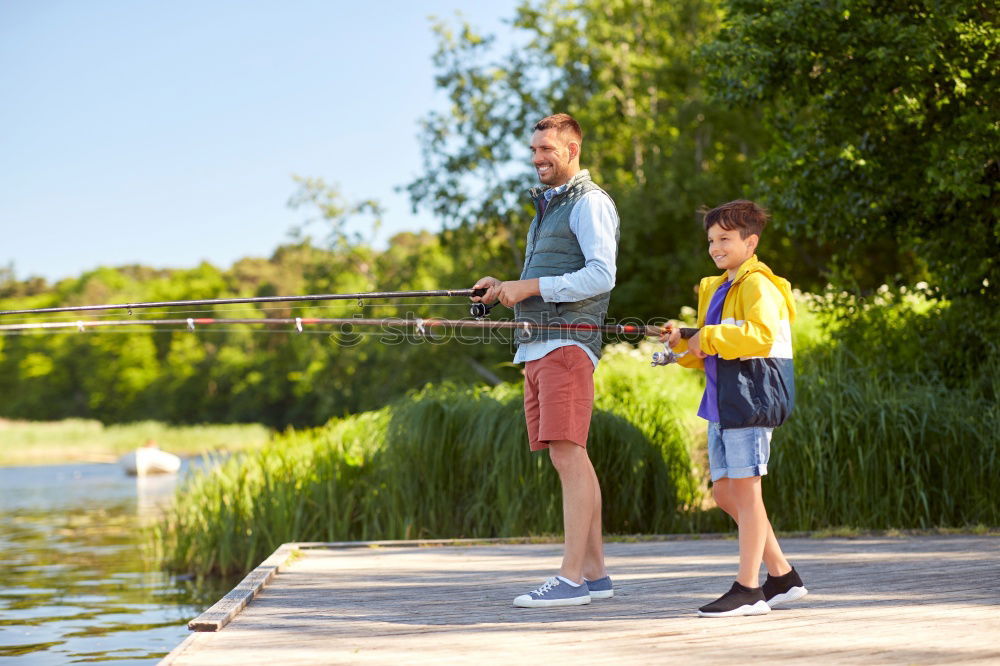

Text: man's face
xmin=530 ymin=128 xmax=577 ymax=187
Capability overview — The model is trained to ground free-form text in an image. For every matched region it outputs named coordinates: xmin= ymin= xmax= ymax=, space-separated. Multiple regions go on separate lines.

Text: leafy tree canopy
xmin=409 ymin=0 xmax=823 ymax=321
xmin=704 ymin=0 xmax=999 ymax=299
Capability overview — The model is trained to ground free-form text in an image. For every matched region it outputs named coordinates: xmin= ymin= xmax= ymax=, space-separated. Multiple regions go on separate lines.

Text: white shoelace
xmin=530 ymin=577 xmax=560 ymax=597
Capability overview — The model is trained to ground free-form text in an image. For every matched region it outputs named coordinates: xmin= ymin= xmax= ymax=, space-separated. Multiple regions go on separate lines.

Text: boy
xmin=662 ymin=200 xmax=807 ymax=617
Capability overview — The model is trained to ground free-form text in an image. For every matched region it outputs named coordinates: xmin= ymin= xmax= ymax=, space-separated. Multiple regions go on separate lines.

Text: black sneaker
xmin=762 ymin=567 xmax=808 ymax=608
xmin=698 ymin=582 xmax=771 ymax=617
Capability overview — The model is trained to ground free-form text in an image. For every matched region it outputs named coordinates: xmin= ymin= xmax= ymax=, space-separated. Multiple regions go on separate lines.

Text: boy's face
xmin=707 ymin=224 xmax=758 ymax=275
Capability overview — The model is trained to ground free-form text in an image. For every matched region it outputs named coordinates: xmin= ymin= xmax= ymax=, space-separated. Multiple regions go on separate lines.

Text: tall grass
xmin=763 ymin=287 xmax=1000 ymax=529
xmin=767 ymin=349 xmax=1000 ymax=530
xmin=154 ymin=412 xmax=385 ymax=574
xmin=155 ymin=344 xmax=708 ymax=576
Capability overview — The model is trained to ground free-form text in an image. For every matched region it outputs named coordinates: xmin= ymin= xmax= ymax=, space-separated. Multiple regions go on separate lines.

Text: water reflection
xmin=135 ymin=473 xmax=181 ymax=518
xmin=0 ymin=462 xmax=233 ymax=664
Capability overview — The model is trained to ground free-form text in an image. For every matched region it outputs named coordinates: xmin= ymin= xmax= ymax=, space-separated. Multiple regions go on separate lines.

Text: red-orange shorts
xmin=523 ymin=345 xmax=595 ymax=451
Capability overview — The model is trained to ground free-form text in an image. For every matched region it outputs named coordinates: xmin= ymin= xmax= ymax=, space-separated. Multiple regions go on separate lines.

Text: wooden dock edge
xmin=185 ymin=542 xmax=299 ymax=632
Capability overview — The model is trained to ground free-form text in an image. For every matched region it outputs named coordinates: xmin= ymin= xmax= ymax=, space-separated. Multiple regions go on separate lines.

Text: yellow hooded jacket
xmin=674 ymin=255 xmax=796 ymax=429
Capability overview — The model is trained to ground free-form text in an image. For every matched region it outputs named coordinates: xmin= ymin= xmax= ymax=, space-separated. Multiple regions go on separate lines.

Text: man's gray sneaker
xmin=513 ymin=577 xmax=591 ymax=608
xmin=585 ymin=575 xmax=614 ymax=599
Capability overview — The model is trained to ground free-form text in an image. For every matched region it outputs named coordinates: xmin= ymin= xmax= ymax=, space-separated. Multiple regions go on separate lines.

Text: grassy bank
xmin=0 ymin=419 xmax=271 ymax=466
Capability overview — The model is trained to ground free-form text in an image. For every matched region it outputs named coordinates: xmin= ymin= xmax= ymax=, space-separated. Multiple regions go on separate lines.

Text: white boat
xmin=120 ymin=445 xmax=181 ymax=476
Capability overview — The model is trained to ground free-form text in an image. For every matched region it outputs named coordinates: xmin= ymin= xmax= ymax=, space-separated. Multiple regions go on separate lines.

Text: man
xmin=473 ymin=113 xmax=620 ymax=608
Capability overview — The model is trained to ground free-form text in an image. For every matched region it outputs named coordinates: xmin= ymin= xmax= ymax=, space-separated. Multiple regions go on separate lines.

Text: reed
xmin=767 ymin=348 xmax=1000 ymax=530
xmin=154 ymin=411 xmax=386 ymax=573
xmin=762 ymin=288 xmax=1000 ymax=529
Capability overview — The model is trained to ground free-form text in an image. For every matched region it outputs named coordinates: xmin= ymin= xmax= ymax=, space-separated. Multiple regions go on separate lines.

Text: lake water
xmin=0 ymin=461 xmax=233 ymax=664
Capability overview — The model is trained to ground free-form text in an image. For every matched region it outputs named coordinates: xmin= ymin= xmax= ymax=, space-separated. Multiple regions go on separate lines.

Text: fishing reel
xmin=469 ymin=287 xmax=496 ymax=319
xmin=470 ymin=301 xmax=495 ymax=319
xmin=651 ymin=345 xmax=686 ymax=366
xmin=650 ymin=327 xmax=698 ymax=367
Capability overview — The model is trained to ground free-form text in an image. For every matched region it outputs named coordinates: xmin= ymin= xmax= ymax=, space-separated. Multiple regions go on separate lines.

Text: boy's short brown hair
xmin=534 ymin=113 xmax=583 ymax=143
xmin=703 ymin=200 xmax=769 ymax=239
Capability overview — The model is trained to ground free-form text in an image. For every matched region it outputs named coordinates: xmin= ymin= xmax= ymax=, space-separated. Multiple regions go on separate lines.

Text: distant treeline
xmin=0 ymin=235 xmax=521 ymax=426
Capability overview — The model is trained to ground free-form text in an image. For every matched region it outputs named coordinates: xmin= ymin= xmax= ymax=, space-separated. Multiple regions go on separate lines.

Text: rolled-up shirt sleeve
xmin=538 ymin=190 xmax=619 ymax=303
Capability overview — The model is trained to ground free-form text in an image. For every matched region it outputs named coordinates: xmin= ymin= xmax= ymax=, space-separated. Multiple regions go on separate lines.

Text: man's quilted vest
xmin=514 ymin=170 xmax=618 ymax=360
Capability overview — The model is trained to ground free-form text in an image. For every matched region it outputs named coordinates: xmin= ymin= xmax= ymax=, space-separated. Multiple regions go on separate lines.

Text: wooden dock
xmin=162 ymin=535 xmax=1000 ymax=665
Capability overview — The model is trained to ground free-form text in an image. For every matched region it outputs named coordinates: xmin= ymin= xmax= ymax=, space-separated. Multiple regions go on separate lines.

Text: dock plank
xmin=162 ymin=536 xmax=1000 ymax=665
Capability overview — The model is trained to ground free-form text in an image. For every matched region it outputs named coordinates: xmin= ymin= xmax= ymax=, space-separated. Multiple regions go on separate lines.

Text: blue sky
xmin=0 ymin=1 xmax=518 ymax=282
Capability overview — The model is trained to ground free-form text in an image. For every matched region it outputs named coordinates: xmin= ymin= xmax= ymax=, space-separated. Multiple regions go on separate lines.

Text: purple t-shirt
xmin=697 ymin=279 xmax=733 ymax=422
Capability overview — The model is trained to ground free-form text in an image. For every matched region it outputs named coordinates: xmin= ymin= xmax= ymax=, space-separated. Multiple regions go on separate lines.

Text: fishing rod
xmin=0 ymin=288 xmax=491 ymax=317
xmin=0 ymin=315 xmax=699 ymax=365
xmin=0 ymin=285 xmax=700 ymax=364
xmin=0 ymin=316 xmax=686 ymax=338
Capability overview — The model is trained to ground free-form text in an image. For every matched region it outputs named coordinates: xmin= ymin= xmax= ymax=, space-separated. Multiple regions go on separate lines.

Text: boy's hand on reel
xmin=658 ymin=322 xmax=682 ymax=348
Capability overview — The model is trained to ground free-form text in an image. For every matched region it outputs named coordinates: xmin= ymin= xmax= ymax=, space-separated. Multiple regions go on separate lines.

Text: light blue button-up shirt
xmin=513 ymin=180 xmax=619 ymax=368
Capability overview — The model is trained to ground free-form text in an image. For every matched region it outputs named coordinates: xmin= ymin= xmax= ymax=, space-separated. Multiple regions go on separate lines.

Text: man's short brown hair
xmin=703 ymin=200 xmax=770 ymax=239
xmin=534 ymin=113 xmax=583 ymax=143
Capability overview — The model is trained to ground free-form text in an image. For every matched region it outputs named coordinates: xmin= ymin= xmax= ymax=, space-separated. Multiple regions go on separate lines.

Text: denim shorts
xmin=706 ymin=421 xmax=772 ymax=482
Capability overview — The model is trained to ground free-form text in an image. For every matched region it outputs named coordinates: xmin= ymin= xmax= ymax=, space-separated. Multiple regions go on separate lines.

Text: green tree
xmin=704 ymin=0 xmax=999 ymax=299
xmin=409 ymin=0 xmax=823 ymax=321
